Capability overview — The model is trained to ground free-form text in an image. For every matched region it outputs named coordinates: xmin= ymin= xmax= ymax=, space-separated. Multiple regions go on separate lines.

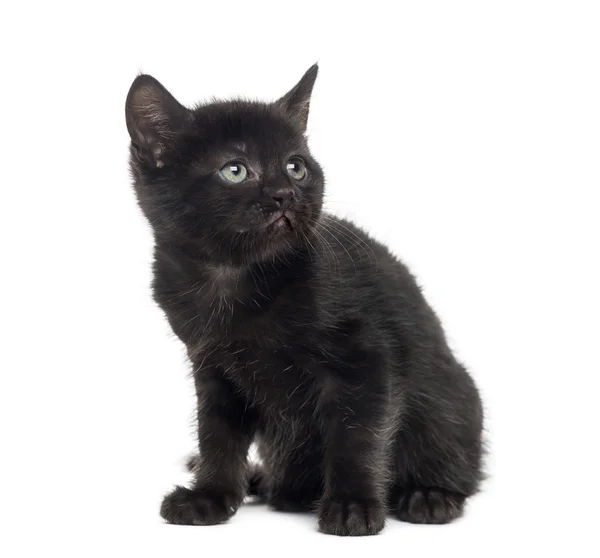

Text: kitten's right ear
xmin=125 ymin=74 xmax=191 ymax=167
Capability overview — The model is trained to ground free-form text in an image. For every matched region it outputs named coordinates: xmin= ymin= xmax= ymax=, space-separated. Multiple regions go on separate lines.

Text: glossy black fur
xmin=125 ymin=65 xmax=484 ymax=536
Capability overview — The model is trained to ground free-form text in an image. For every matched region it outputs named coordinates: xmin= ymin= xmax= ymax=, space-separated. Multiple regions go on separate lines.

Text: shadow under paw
xmin=394 ymin=488 xmax=465 ymax=524
xmin=318 ymin=497 xmax=385 ymax=536
xmin=160 ymin=485 xmax=240 ymax=526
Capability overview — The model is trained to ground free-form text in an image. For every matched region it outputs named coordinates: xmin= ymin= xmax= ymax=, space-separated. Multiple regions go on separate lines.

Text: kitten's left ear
xmin=125 ymin=74 xmax=191 ymax=167
xmin=276 ymin=64 xmax=319 ymax=132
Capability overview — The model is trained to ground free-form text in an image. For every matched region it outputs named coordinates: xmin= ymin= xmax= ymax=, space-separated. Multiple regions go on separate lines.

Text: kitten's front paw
xmin=318 ymin=497 xmax=385 ymax=536
xmin=160 ymin=485 xmax=241 ymax=525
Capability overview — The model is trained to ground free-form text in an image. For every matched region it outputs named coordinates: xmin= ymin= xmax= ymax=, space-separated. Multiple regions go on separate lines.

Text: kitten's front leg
xmin=160 ymin=367 xmax=256 ymax=526
xmin=318 ymin=366 xmax=389 ymax=536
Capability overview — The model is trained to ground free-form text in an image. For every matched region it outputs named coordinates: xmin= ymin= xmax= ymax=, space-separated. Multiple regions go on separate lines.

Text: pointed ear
xmin=276 ymin=64 xmax=319 ymax=132
xmin=125 ymin=74 xmax=191 ymax=167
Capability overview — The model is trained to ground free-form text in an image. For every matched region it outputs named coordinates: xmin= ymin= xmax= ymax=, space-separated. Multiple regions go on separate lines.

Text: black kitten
xmin=125 ymin=64 xmax=484 ymax=536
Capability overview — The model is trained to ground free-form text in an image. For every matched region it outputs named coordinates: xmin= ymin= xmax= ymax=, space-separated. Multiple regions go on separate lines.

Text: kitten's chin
xmin=224 ymin=210 xmax=305 ymax=265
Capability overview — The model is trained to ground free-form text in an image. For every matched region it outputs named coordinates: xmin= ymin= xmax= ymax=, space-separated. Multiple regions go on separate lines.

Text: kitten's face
xmin=126 ymin=66 xmax=324 ymax=266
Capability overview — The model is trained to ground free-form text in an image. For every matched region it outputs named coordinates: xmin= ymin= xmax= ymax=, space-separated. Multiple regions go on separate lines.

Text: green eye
xmin=286 ymin=158 xmax=307 ymax=180
xmin=219 ymin=162 xmax=248 ymax=184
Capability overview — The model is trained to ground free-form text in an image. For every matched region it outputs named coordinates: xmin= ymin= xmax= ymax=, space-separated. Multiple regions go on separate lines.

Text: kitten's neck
xmin=156 ymin=239 xmax=312 ymax=304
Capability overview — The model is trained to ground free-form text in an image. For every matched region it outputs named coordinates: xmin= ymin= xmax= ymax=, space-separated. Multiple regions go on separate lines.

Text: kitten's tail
xmin=185 ymin=454 xmax=266 ymax=498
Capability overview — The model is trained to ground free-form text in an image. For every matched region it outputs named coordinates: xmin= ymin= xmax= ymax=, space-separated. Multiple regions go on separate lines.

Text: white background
xmin=1 ymin=1 xmax=599 ymax=556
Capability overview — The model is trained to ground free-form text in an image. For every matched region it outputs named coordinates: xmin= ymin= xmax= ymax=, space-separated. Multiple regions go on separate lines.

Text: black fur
xmin=125 ymin=64 xmax=484 ymax=536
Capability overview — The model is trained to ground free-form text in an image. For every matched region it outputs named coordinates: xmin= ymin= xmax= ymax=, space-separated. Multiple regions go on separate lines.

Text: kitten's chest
xmin=187 ymin=297 xmax=302 ymax=349
xmin=218 ymin=344 xmax=318 ymax=416
xmin=156 ymin=259 xmax=318 ymax=348
xmin=186 ymin=277 xmax=314 ymax=346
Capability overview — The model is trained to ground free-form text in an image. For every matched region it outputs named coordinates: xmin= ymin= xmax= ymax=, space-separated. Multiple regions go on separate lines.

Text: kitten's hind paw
xmin=160 ymin=486 xmax=240 ymax=526
xmin=394 ymin=488 xmax=465 ymax=524
xmin=318 ymin=497 xmax=385 ymax=536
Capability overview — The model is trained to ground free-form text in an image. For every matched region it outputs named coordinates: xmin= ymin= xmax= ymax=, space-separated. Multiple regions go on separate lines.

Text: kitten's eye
xmin=286 ymin=158 xmax=307 ymax=180
xmin=219 ymin=162 xmax=248 ymax=184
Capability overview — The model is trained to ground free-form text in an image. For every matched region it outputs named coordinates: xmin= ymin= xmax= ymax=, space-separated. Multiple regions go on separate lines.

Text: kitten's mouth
xmin=264 ymin=210 xmax=296 ymax=232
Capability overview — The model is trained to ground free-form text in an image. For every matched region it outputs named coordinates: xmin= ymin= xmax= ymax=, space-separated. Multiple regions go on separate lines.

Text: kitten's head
xmin=125 ymin=65 xmax=324 ymax=266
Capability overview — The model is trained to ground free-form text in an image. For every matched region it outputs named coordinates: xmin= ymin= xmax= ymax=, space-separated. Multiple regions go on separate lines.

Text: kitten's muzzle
xmin=264 ymin=209 xmax=296 ymax=231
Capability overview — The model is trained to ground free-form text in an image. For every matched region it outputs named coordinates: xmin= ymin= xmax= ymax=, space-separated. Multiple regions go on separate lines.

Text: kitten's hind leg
xmin=391 ymin=486 xmax=466 ymax=524
xmin=389 ymin=360 xmax=484 ymax=525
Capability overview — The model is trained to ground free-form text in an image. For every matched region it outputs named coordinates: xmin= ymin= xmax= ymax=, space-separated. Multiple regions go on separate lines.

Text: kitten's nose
xmin=268 ymin=187 xmax=295 ymax=209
